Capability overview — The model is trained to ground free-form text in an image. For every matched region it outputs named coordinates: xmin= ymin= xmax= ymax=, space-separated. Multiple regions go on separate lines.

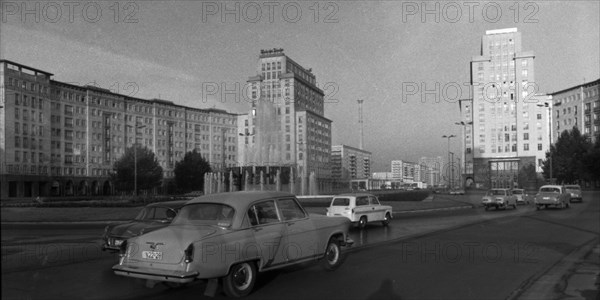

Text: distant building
xmin=469 ymin=28 xmax=550 ymax=188
xmin=372 ymin=172 xmax=393 ymax=180
xmin=0 ymin=60 xmax=238 ymax=199
xmin=390 ymin=160 xmax=422 ymax=183
xmin=236 ymin=48 xmax=332 ymax=190
xmin=550 ymin=79 xmax=600 ymax=143
xmin=331 ymin=145 xmax=371 ymax=179
xmin=418 ymin=156 xmax=443 ymax=187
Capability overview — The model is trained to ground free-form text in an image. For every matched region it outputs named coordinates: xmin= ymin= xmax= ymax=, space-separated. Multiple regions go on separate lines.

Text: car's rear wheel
xmin=566 ymin=201 xmax=570 ymax=208
xmin=321 ymin=238 xmax=344 ymax=271
xmin=223 ymin=261 xmax=257 ymax=298
xmin=381 ymin=213 xmax=391 ymax=226
xmin=358 ymin=216 xmax=367 ymax=229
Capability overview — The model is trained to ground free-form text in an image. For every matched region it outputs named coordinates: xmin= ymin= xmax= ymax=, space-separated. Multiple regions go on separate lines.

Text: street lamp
xmin=537 ymin=102 xmax=553 ymax=182
xmin=133 ymin=123 xmax=146 ymax=196
xmin=455 ymin=121 xmax=473 ymax=188
xmin=442 ymin=135 xmax=456 ymax=189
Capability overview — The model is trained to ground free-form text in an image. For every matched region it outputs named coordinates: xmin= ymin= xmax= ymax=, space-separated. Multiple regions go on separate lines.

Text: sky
xmin=1 ymin=0 xmax=599 ymax=172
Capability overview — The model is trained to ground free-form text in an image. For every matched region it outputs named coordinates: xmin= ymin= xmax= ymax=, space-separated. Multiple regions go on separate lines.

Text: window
xmin=277 ymin=198 xmax=306 ymax=220
xmin=538 ymin=144 xmax=543 ymax=151
xmin=247 ymin=201 xmax=279 ymax=226
xmin=524 ymin=144 xmax=529 ymax=151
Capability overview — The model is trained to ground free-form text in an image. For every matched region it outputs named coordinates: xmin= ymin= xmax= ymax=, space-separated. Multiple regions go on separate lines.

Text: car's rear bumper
xmin=113 ymin=265 xmax=199 ymax=283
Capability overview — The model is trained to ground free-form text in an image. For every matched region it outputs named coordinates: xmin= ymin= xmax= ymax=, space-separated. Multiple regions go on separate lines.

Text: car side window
xmin=248 ymin=200 xmax=280 ymax=226
xmin=356 ymin=197 xmax=369 ymax=206
xmin=277 ymin=198 xmax=307 ymax=221
xmin=369 ymin=196 xmax=380 ymax=205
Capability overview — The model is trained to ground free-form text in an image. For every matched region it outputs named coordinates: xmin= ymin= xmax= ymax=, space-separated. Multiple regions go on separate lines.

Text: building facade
xmin=390 ymin=160 xmax=423 ymax=183
xmin=237 ymin=48 xmax=332 ymax=188
xmin=550 ymin=79 xmax=600 ymax=143
xmin=418 ymin=156 xmax=444 ymax=187
xmin=331 ymin=144 xmax=372 ymax=180
xmin=0 ymin=60 xmax=238 ymax=199
xmin=469 ymin=28 xmax=550 ymax=188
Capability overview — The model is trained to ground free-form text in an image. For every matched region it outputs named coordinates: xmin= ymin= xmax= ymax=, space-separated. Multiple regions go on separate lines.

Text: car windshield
xmin=540 ymin=187 xmax=561 ymax=193
xmin=486 ymin=190 xmax=505 ymax=196
xmin=565 ymin=186 xmax=581 ymax=192
xmin=172 ymin=203 xmax=235 ymax=227
xmin=513 ymin=190 xmax=523 ymax=194
xmin=134 ymin=206 xmax=178 ymax=221
xmin=332 ymin=198 xmax=350 ymax=206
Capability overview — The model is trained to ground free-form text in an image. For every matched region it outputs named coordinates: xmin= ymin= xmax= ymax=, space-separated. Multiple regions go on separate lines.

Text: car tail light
xmin=184 ymin=243 xmax=194 ymax=263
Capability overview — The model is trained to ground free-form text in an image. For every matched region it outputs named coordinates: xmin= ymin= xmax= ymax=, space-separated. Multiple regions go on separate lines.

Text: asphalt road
xmin=2 ymin=191 xmax=598 ymax=300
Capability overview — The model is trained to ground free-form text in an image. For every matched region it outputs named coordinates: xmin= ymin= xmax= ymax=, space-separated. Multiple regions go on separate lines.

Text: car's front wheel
xmin=321 ymin=238 xmax=343 ymax=271
xmin=381 ymin=212 xmax=391 ymax=226
xmin=223 ymin=261 xmax=257 ymax=298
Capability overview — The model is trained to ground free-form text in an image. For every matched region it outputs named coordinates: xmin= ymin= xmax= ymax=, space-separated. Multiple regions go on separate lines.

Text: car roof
xmin=146 ymin=200 xmax=190 ymax=208
xmin=540 ymin=185 xmax=563 ymax=189
xmin=186 ymin=191 xmax=295 ymax=211
xmin=334 ymin=193 xmax=374 ymax=197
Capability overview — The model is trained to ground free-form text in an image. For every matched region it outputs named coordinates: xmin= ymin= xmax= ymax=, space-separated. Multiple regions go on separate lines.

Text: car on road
xmin=449 ymin=189 xmax=465 ymax=195
xmin=535 ymin=185 xmax=571 ymax=210
xmin=113 ymin=191 xmax=354 ymax=297
xmin=512 ymin=189 xmax=529 ymax=205
xmin=481 ymin=188 xmax=517 ymax=211
xmin=326 ymin=193 xmax=393 ymax=229
xmin=565 ymin=184 xmax=583 ymax=203
xmin=102 ymin=200 xmax=189 ymax=252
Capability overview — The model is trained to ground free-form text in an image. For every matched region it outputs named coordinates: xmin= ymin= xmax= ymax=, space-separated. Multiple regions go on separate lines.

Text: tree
xmin=174 ymin=150 xmax=211 ymax=192
xmin=581 ymin=134 xmax=600 ymax=182
xmin=111 ymin=145 xmax=163 ymax=194
xmin=517 ymin=163 xmax=538 ymax=190
xmin=542 ymin=127 xmax=592 ymax=184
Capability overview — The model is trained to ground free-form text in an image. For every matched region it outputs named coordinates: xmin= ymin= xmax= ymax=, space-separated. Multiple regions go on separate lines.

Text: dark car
xmin=102 ymin=200 xmax=189 ymax=252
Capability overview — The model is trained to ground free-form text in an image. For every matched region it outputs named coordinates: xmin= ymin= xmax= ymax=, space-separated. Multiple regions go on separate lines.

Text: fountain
xmin=275 ymin=169 xmax=281 ymax=191
xmin=309 ymin=171 xmax=318 ymax=195
xmin=260 ymin=170 xmax=264 ymax=191
xmin=290 ymin=167 xmax=295 ymax=195
xmin=300 ymin=169 xmax=306 ymax=196
xmin=244 ymin=170 xmax=250 ymax=191
xmin=229 ymin=170 xmax=234 ymax=192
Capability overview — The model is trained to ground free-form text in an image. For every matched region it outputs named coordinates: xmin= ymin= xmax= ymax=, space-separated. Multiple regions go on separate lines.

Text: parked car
xmin=535 ymin=185 xmax=571 ymax=210
xmin=512 ymin=189 xmax=529 ymax=205
xmin=326 ymin=193 xmax=393 ymax=229
xmin=565 ymin=184 xmax=583 ymax=203
xmin=449 ymin=189 xmax=465 ymax=195
xmin=102 ymin=200 xmax=189 ymax=252
xmin=113 ymin=191 xmax=354 ymax=297
xmin=481 ymin=188 xmax=517 ymax=211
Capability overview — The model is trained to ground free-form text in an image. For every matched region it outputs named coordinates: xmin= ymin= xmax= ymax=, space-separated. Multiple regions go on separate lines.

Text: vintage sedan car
xmin=535 ymin=185 xmax=571 ymax=210
xmin=113 ymin=191 xmax=353 ymax=297
xmin=449 ymin=189 xmax=465 ymax=195
xmin=326 ymin=193 xmax=393 ymax=229
xmin=102 ymin=200 xmax=189 ymax=252
xmin=512 ymin=189 xmax=529 ymax=205
xmin=565 ymin=184 xmax=583 ymax=203
xmin=481 ymin=188 xmax=517 ymax=211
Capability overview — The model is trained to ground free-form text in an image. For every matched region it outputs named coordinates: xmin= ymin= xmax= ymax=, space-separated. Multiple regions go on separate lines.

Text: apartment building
xmin=0 ymin=60 xmax=237 ymax=199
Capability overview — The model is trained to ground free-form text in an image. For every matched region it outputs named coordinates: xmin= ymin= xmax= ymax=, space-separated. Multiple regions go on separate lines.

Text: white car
xmin=512 ymin=189 xmax=529 ymax=205
xmin=326 ymin=193 xmax=393 ymax=229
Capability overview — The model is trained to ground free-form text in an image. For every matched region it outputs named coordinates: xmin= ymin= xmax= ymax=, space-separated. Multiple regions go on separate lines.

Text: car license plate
xmin=114 ymin=239 xmax=123 ymax=246
xmin=142 ymin=251 xmax=162 ymax=260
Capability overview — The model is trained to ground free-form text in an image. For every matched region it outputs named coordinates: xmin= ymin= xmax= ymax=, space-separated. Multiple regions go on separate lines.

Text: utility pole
xmin=358 ymin=99 xmax=364 ymax=150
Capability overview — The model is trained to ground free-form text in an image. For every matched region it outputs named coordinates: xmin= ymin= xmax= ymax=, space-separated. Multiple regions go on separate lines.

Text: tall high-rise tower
xmin=469 ymin=28 xmax=550 ymax=188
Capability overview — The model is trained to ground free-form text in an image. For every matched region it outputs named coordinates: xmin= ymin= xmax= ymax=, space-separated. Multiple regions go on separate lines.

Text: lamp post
xmin=442 ymin=135 xmax=456 ymax=189
xmin=133 ymin=123 xmax=146 ymax=196
xmin=537 ymin=102 xmax=553 ymax=182
xmin=455 ymin=121 xmax=473 ymax=188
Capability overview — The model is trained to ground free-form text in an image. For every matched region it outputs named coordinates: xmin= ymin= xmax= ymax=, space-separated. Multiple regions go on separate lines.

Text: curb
xmin=393 ymin=205 xmax=474 ymax=215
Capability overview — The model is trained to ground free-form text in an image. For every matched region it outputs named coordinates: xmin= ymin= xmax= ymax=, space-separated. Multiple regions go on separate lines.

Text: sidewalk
xmin=516 ymin=239 xmax=600 ymax=300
